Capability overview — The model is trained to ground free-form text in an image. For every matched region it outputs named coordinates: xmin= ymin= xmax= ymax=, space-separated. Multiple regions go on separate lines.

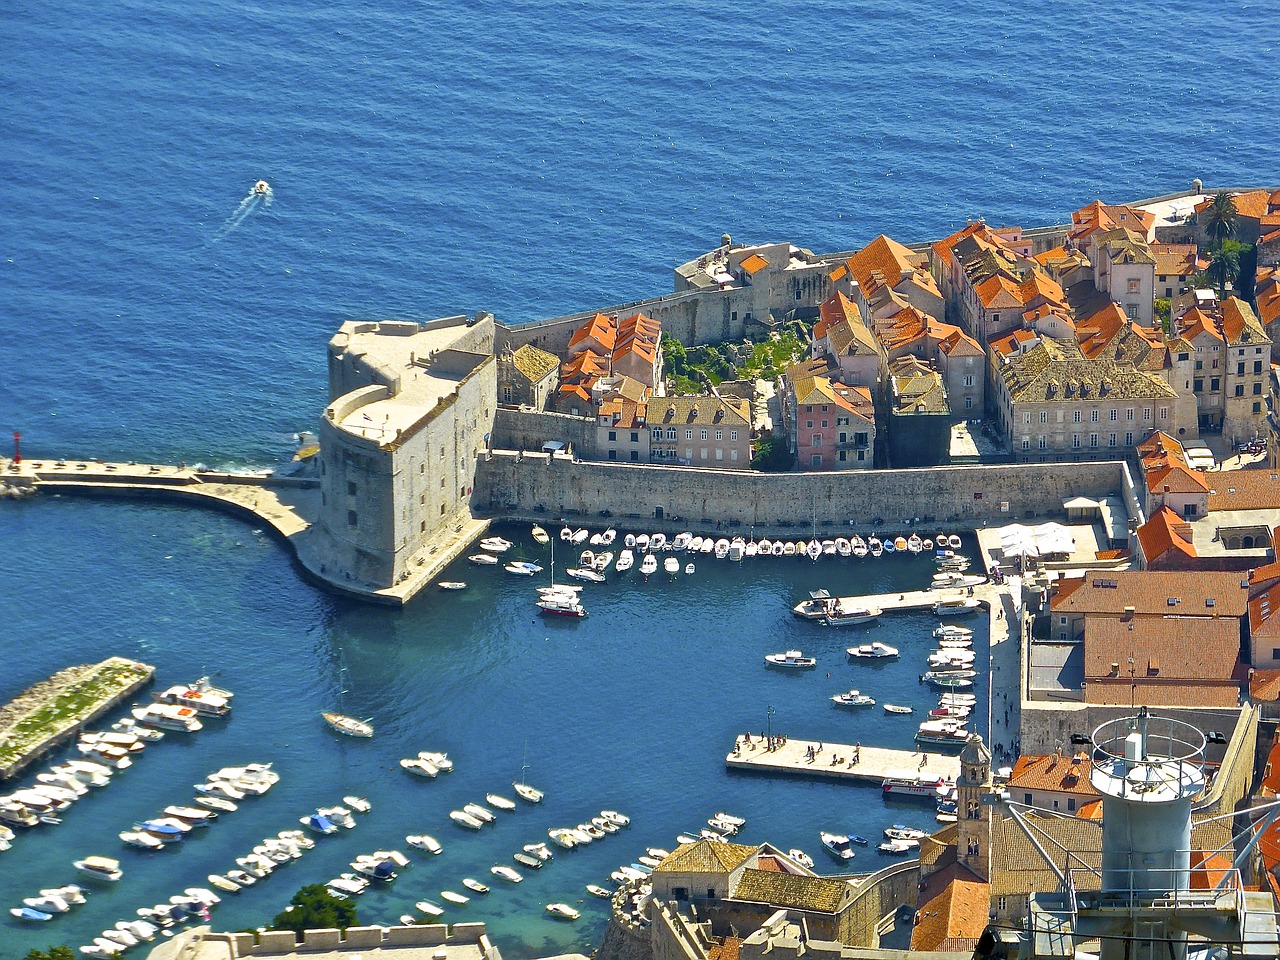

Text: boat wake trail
xmin=213 ymin=185 xmax=272 ymax=241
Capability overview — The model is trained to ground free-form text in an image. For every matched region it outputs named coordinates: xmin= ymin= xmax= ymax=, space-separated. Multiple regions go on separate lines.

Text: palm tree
xmin=1208 ymin=243 xmax=1241 ymax=293
xmin=1202 ymin=192 xmax=1238 ymax=249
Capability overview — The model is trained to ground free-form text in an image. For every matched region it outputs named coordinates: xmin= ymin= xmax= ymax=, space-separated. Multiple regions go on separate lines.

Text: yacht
xmin=587 ymin=883 xmax=613 ymax=898
xmin=928 ymin=649 xmax=976 ymax=667
xmin=316 ymin=805 xmax=357 ymax=829
xmin=933 ymin=598 xmax=980 ymax=616
xmin=524 ymin=842 xmax=554 ymax=861
xmin=565 ymin=567 xmax=605 ymax=583
xmin=634 ymin=533 xmax=649 ymax=551
xmin=820 ymin=832 xmax=854 ymax=861
xmin=537 ymin=596 xmax=587 ymax=617
xmin=935 ymin=624 xmax=973 ymax=639
xmin=74 ymin=856 xmax=123 ymax=881
xmin=548 ymin=828 xmax=578 ymax=849
xmin=414 ymin=751 xmax=450 ymax=772
xmin=196 ymin=780 xmax=245 ymax=801
xmin=921 ymin=671 xmax=976 ymax=690
xmin=640 ymin=554 xmax=658 ymax=575
xmin=468 ymin=553 xmax=498 ymax=565
xmin=764 ymin=650 xmax=817 ymax=669
xmin=119 ymin=830 xmax=166 ymax=850
xmin=479 ymin=536 xmax=513 ymax=552
xmin=593 ymin=551 xmax=615 ymax=571
xmin=301 ymin=812 xmax=339 ymax=835
xmin=884 ymin=825 xmax=928 ymax=840
xmin=401 ymin=757 xmax=439 ymax=777
xmin=163 ymin=805 xmax=216 ymax=825
xmin=514 ymin=781 xmax=544 ymax=803
xmin=831 ymin=690 xmax=876 ymax=708
xmin=847 ymin=641 xmax=899 ymax=659
xmin=322 ymin=712 xmax=373 ymax=737
xmin=916 ymin=719 xmax=969 ymax=747
xmin=407 ymin=834 xmax=443 ymax=854
xmin=151 ymin=684 xmax=231 ymax=717
xmin=601 ymin=528 xmax=618 ymax=545
xmin=616 ymin=549 xmax=635 ymax=572
xmin=879 ymin=838 xmax=919 ymax=854
xmin=650 ymin=533 xmax=667 ymax=550
xmin=485 ymin=793 xmax=516 ymax=811
xmin=792 ymin=590 xmax=835 ymax=620
xmin=131 ymin=704 xmax=203 ymax=732
xmin=450 ymin=810 xmax=485 ymax=830
xmin=546 ymin=902 xmax=581 ymax=921
xmin=806 ymin=539 xmax=822 ymax=560
xmin=504 ymin=561 xmax=543 ymax=576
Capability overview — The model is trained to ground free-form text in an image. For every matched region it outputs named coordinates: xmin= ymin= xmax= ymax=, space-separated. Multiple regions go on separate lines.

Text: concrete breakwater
xmin=0 ymin=656 xmax=155 ymax=780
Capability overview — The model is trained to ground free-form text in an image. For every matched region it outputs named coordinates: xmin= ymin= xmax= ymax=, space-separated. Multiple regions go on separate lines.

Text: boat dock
xmin=821 ymin=585 xmax=992 ymax=615
xmin=0 ymin=657 xmax=155 ymax=780
xmin=725 ymin=734 xmax=959 ymax=786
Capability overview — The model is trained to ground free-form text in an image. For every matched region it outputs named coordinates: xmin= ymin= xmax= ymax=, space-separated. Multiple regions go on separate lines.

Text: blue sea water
xmin=0 ymin=0 xmax=1274 ymax=954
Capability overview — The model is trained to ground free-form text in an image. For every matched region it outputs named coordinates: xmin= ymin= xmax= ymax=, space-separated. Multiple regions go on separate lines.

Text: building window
xmin=1127 ymin=278 xmax=1140 ymax=293
xmin=347 ymin=481 xmax=357 ymax=496
xmin=1109 ymin=409 xmax=1117 ymax=421
xmin=700 ymin=448 xmax=708 ymax=460
xmin=685 ymin=429 xmax=693 ymax=440
xmin=998 ymin=897 xmax=1007 ymax=912
xmin=1256 ymin=361 xmax=1265 ymax=374
xmin=812 ymin=434 xmax=822 ymax=447
xmin=1194 ymin=379 xmax=1204 ymax=392
xmin=1126 ymin=408 xmax=1134 ymax=421
xmin=1236 ymin=384 xmax=1245 ymax=397
xmin=667 ymin=428 xmax=677 ymax=440
xmin=822 ymin=405 xmax=828 ymax=413
xmin=1126 ymin=303 xmax=1138 ymax=319
xmin=1073 ymin=411 xmax=1081 ymax=423
xmin=1255 ymin=382 xmax=1263 ymax=395
xmin=1211 ymin=378 xmax=1220 ymax=391
xmin=811 ymin=454 xmax=822 ymax=466
xmin=1125 ymin=432 xmax=1133 ymax=445
xmin=807 ymin=420 xmax=814 ymax=428
xmin=965 ymin=396 xmax=974 ymax=409
xmin=1021 ymin=438 xmax=1031 ymax=450
xmin=1143 ymin=407 xmax=1152 ymax=420
xmin=630 ymin=451 xmax=638 ymax=461
xmin=715 ymin=448 xmax=723 ymax=460
xmin=1038 ymin=436 xmax=1047 ymax=449
xmin=964 ymin=375 xmax=975 ymax=387
xmin=1255 ymin=402 xmax=1263 ymax=414
xmin=821 ymin=420 xmax=828 ymax=428
xmin=608 ymin=430 xmax=617 ymax=441
xmin=502 ymin=386 xmax=512 ymax=403
xmin=730 ymin=430 xmax=738 ymax=441
xmin=700 ymin=429 xmax=708 ymax=441
xmin=1072 ymin=434 xmax=1081 ymax=448
xmin=1108 ymin=433 xmax=1117 ymax=447
xmin=608 ymin=450 xmax=617 ymax=460
xmin=715 ymin=430 xmax=723 ymax=440
xmin=1090 ymin=410 xmax=1098 ymax=422
xmin=1239 ymin=363 xmax=1246 ymax=375
xmin=806 ymin=406 xmax=813 ymax=413
xmin=419 ymin=462 xmax=425 ymax=474
xmin=347 ymin=510 xmax=358 ymax=527
xmin=631 ymin=431 xmax=639 ymax=442
xmin=420 ymin=520 xmax=426 ymax=533
xmin=731 ymin=450 xmax=738 ymax=461
xmin=1159 ymin=407 xmax=1168 ymax=419
xmin=1089 ymin=434 xmax=1098 ymax=448
xmin=1039 ymin=411 xmax=1047 ymax=424
xmin=1023 ymin=412 xmax=1031 ymax=424
xmin=967 ymin=800 xmax=980 ymax=819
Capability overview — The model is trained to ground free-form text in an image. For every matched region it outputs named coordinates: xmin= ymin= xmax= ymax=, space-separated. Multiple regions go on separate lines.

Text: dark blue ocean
xmin=0 ymin=0 xmax=1273 ymax=954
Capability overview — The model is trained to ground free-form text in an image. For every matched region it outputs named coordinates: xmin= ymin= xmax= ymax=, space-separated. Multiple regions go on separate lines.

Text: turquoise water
xmin=0 ymin=500 xmax=984 ymax=955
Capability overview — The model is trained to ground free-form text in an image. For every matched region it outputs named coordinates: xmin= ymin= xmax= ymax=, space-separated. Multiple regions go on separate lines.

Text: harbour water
xmin=0 ymin=500 xmax=984 ymax=955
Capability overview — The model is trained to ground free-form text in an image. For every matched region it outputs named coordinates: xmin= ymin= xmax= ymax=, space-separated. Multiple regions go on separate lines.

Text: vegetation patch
xmin=663 ymin=325 xmax=808 ymax=391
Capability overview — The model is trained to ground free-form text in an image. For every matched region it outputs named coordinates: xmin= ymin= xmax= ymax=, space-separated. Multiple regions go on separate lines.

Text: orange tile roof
xmin=937 ymin=327 xmax=983 ymax=357
xmin=1151 ymin=242 xmax=1202 ymax=278
xmin=1206 ymin=471 xmax=1280 ymax=511
xmin=1084 ymin=613 xmax=1243 ymax=685
xmin=1048 ymin=570 xmax=1249 ymax=617
xmin=599 ymin=398 xmax=647 ymax=429
xmin=1260 ymin=735 xmax=1280 ymax=793
xmin=1084 ymin=680 xmax=1242 ymax=708
xmin=1220 ymin=296 xmax=1265 ymax=343
xmin=1189 ymin=850 xmax=1234 ymax=890
xmin=1136 ymin=506 xmax=1198 ymax=564
xmin=828 ymin=264 xmax=847 ymax=282
xmin=1075 ymin=302 xmax=1128 ymax=359
xmin=1145 ymin=463 xmax=1209 ymax=495
xmin=707 ymin=937 xmax=741 ymax=960
xmin=1019 ymin=271 xmax=1065 ymax=308
xmin=1249 ymin=582 xmax=1280 ymax=641
xmin=1075 ymin=799 xmax=1104 ymax=820
xmin=1197 ymin=190 xmax=1271 ymax=221
xmin=1256 ymin=269 xmax=1280 ymax=327
xmin=974 ymin=273 xmax=1024 ymax=310
xmin=933 ymin=221 xmax=1007 ymax=267
xmin=1177 ymin=306 xmax=1225 ymax=343
xmin=1070 ymin=200 xmax=1155 ymax=242
xmin=740 ymin=253 xmax=769 ymax=275
xmin=910 ymin=874 xmax=990 ymax=952
xmin=990 ymin=328 xmax=1038 ymax=359
xmin=561 ymin=349 xmax=610 ymax=382
xmin=846 ymin=235 xmax=937 ymax=302
xmin=815 ymin=291 xmax=863 ymax=342
xmin=1006 ymin=753 xmax=1099 ymax=797
xmin=557 ymin=383 xmax=591 ymax=403
xmin=567 ymin=312 xmax=617 ymax=353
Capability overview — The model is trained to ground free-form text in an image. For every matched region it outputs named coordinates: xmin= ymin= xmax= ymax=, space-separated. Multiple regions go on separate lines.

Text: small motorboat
xmin=504 ymin=561 xmax=543 ymax=576
xmin=417 ymin=751 xmax=453 ymax=772
xmin=884 ymin=704 xmax=914 ymax=715
xmin=765 ymin=650 xmax=817 ymax=669
xmin=524 ymin=842 xmax=554 ymax=861
xmin=664 ymin=556 xmax=680 ymax=574
xmin=572 ymin=529 xmax=589 ymax=544
xmin=879 ymin=838 xmax=918 ymax=854
xmin=450 ymin=810 xmax=485 ymax=830
xmin=847 ymin=641 xmax=898 ymax=659
xmin=566 ymin=567 xmax=605 ymax=583
xmin=616 ymin=550 xmax=635 ymax=572
xmin=787 ymin=848 xmax=814 ymax=869
xmin=441 ymin=890 xmax=470 ymax=904
xmin=480 ymin=536 xmax=513 ymax=553
xmin=707 ymin=816 xmax=739 ymax=835
xmin=600 ymin=809 xmax=630 ymax=827
xmin=935 ymin=624 xmax=973 ymax=638
xmin=884 ymin=825 xmax=928 ymax=841
xmin=646 ymin=846 xmax=671 ymax=860
xmin=438 ymin=581 xmax=467 ymax=591
xmin=640 ymin=554 xmax=658 ymax=575
xmin=514 ymin=781 xmax=544 ymax=803
xmin=546 ymin=902 xmax=581 ymax=921
xmin=548 ymin=828 xmax=578 ymax=849
xmin=933 ymin=598 xmax=981 ymax=616
xmin=11 ymin=906 xmax=53 ymax=922
xmin=207 ymin=874 xmax=241 ymax=894
xmin=601 ymin=528 xmax=617 ymax=545
xmin=22 ymin=894 xmax=70 ymax=914
xmin=322 ymin=713 xmax=373 ymax=738
xmin=531 ymin=525 xmax=550 ymax=544
xmin=120 ymin=831 xmax=166 ymax=850
xmin=401 ymin=757 xmax=439 ymax=778
xmin=824 ymin=606 xmax=882 ymax=626
xmin=407 ymin=834 xmax=442 ymax=854
xmin=638 ymin=855 xmax=662 ymax=868
xmin=468 ymin=553 xmax=498 ymax=565
xmin=253 ymin=180 xmax=270 ymax=194
xmin=74 ymin=856 xmax=123 ymax=881
xmin=301 ymin=812 xmax=338 ymax=835
xmin=227 ymin=869 xmax=257 ymax=888
xmin=820 ymin=832 xmax=854 ymax=861
xmin=561 ymin=527 xmax=575 ymax=541
xmin=685 ymin=563 xmax=695 ymax=574
xmin=196 ymin=795 xmax=238 ymax=812
xmin=462 ymin=878 xmax=490 ymax=894
xmin=416 ymin=899 xmax=444 ymax=917
xmin=587 ymin=883 xmax=613 ymax=898
xmin=463 ymin=803 xmax=495 ymax=823
xmin=514 ymin=852 xmax=542 ymax=869
xmin=831 ymin=690 xmax=876 ymax=708
xmin=491 ymin=865 xmax=522 ymax=883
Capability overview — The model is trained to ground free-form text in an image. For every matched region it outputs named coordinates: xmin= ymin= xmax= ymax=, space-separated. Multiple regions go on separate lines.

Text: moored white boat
xmin=765 ymin=650 xmax=816 ymax=669
xmin=664 ymin=556 xmax=679 ymax=574
xmin=531 ymin=525 xmax=550 ymax=544
xmin=468 ymin=553 xmax=498 ymax=565
xmin=933 ymin=598 xmax=980 ymax=616
xmin=847 ymin=641 xmax=898 ymax=659
xmin=401 ymin=757 xmax=438 ymax=777
xmin=546 ymin=902 xmax=580 ymax=920
xmin=883 ymin=704 xmax=914 ymax=715
xmin=480 ymin=536 xmax=513 ymax=552
xmin=537 ymin=597 xmax=587 ymax=617
xmin=820 ymin=832 xmax=854 ymax=861
xmin=831 ymin=690 xmax=875 ymax=708
xmin=824 ymin=605 xmax=882 ymax=626
xmin=504 ymin=561 xmax=543 ymax=576
xmin=640 ymin=553 xmax=658 ymax=575
xmin=463 ymin=878 xmax=490 ymax=894
xmin=322 ymin=713 xmax=373 ymax=737
xmin=74 ymin=856 xmax=123 ymax=881
xmin=491 ymin=865 xmax=522 ymax=883
xmin=131 ymin=704 xmax=203 ymax=732
xmin=407 ymin=834 xmax=442 ymax=854
xmin=151 ymin=684 xmax=231 ymax=717
xmin=787 ymin=848 xmax=815 ymax=869
xmin=450 ymin=810 xmax=485 ymax=830
xmin=565 ymin=567 xmax=605 ymax=583
xmin=616 ymin=549 xmax=634 ymax=572
xmin=485 ymin=793 xmax=516 ymax=811
xmin=514 ymin=781 xmax=544 ymax=803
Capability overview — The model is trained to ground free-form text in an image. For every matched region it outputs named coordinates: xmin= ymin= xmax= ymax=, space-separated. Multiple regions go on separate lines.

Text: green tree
xmin=25 ymin=949 xmax=75 ymax=960
xmin=1154 ymin=297 xmax=1171 ymax=332
xmin=1202 ymin=191 xmax=1238 ymax=248
xmin=661 ymin=334 xmax=687 ymax=377
xmin=1209 ymin=240 xmax=1243 ymax=292
xmin=752 ymin=437 xmax=794 ymax=472
xmin=270 ymin=885 xmax=358 ymax=935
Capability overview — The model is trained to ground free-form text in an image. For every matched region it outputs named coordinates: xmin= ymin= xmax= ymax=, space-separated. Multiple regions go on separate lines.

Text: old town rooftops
xmin=508 ymin=343 xmax=559 ymax=384
xmin=1006 ymin=752 xmax=1098 ymax=797
xmin=653 ymin=839 xmax=756 ymax=874
xmin=1136 ymin=506 xmax=1198 ymax=565
xmin=1049 ymin=569 xmax=1249 ymax=617
xmin=656 ymin=395 xmax=750 ymax=427
xmin=997 ymin=337 xmax=1177 ymax=404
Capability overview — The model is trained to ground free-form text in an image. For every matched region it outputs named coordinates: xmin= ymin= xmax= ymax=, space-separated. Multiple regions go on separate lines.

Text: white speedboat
xmin=438 ymin=581 xmax=467 ymax=591
xmin=415 ymin=899 xmax=444 ymax=917
xmin=317 ymin=805 xmax=357 ymax=828
xmin=343 ymin=795 xmax=372 ymax=813
xmin=700 ymin=538 xmax=714 ymax=554
xmin=650 ymin=533 xmax=667 ymax=550
xmin=538 ymin=583 xmax=581 ymax=597
xmin=131 ymin=704 xmax=203 ymax=732
xmin=164 ymin=805 xmax=215 ymax=825
xmin=685 ymin=562 xmax=695 ymax=574
xmin=884 ymin=704 xmax=914 ymax=715
xmin=491 ymin=865 xmax=522 ymax=883
xmin=600 ymin=809 xmax=629 ymax=827
xmin=450 ymin=810 xmax=485 ymax=830
xmin=23 ymin=894 xmax=70 ymax=914
xmin=407 ymin=834 xmax=443 ymax=854
xmin=672 ymin=532 xmax=691 ymax=550
xmin=463 ymin=878 xmax=490 ymax=894
xmin=561 ymin=526 xmax=575 ymax=542
xmin=322 ymin=712 xmax=373 ymax=737
xmin=195 ymin=795 xmax=238 ymax=812
xmin=548 ymin=828 xmax=578 ymax=849
xmin=36 ymin=772 xmax=87 ymax=796
xmin=616 ymin=549 xmax=634 ymax=572
xmin=847 ymin=641 xmax=899 ymax=659
xmin=715 ymin=538 xmax=731 ymax=558
xmin=74 ymin=856 xmax=123 ymax=882
xmin=928 ymin=649 xmax=976 ymax=667
xmin=820 ymin=832 xmax=854 ymax=861
xmin=640 ymin=554 xmax=658 ymax=575
xmin=571 ymin=529 xmax=589 ymax=544
xmin=524 ymin=842 xmax=554 ymax=861
xmin=793 ymin=591 xmax=835 ymax=620
xmin=806 ymin=539 xmax=822 ymax=560
xmin=835 ymin=538 xmax=851 ymax=556
xmin=531 ymin=525 xmax=550 ymax=544
xmin=151 ymin=684 xmax=231 ymax=717
xmin=788 ymin=848 xmax=815 ymax=869
xmin=515 ymin=852 xmax=542 ymax=869
xmin=824 ymin=605 xmax=882 ymax=626
xmin=935 ymin=624 xmax=973 ymax=638
xmin=401 ymin=757 xmax=438 ymax=777
xmin=728 ymin=537 xmax=746 ymax=561
xmin=587 ymin=883 xmax=612 ymax=898
xmin=765 ymin=650 xmax=817 ymax=669
xmin=441 ymin=890 xmax=470 ymax=904
xmin=504 ymin=561 xmax=543 ymax=576
xmin=207 ymin=874 xmax=241 ymax=894
xmin=884 ymin=825 xmax=928 ymax=840
xmin=485 ymin=793 xmax=516 ymax=811
xmin=538 ymin=597 xmax=587 ymax=617
xmin=227 ymin=868 xmax=257 ymax=888
xmin=468 ymin=553 xmax=498 ymax=565
xmin=689 ymin=536 xmax=704 ymax=552
xmin=822 ymin=539 xmax=836 ymax=555
xmin=933 ymin=598 xmax=980 ymax=616
xmin=664 ymin=556 xmax=679 ymax=574
xmin=879 ymin=838 xmax=918 ymax=854
xmin=601 ymin=528 xmax=617 ymax=545
xmin=579 ymin=549 xmax=595 ymax=567
xmin=593 ymin=550 xmax=614 ymax=571
xmin=480 ymin=537 xmax=513 ymax=553
xmin=772 ymin=540 xmax=785 ymax=556
xmin=831 ymin=690 xmax=876 ymax=708
xmin=546 ymin=902 xmax=580 ymax=920
xmin=745 ymin=541 xmax=759 ymax=557
xmin=566 ymin=567 xmax=605 ymax=583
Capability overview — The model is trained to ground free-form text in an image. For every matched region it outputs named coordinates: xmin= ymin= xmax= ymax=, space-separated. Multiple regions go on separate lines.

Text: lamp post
xmin=767 ymin=705 xmax=775 ymax=743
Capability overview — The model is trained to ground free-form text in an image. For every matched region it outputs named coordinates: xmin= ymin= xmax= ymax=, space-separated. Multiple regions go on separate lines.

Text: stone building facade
xmin=316 ymin=316 xmax=496 ymax=589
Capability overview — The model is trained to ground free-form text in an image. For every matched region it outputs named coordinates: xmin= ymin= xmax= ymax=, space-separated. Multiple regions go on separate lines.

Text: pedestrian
xmin=818 ymin=741 xmax=823 ymax=753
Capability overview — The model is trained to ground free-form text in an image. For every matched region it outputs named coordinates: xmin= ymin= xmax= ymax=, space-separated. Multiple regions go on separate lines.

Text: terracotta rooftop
xmin=998 ymin=336 xmax=1177 ymax=404
xmin=1006 ymin=753 xmax=1099 ymax=798
xmin=654 ymin=839 xmax=756 ymax=874
xmin=740 ymin=253 xmax=770 ymax=275
xmin=1151 ymin=242 xmax=1202 ymax=279
xmin=1083 ymin=679 xmax=1242 ymax=708
xmin=909 ymin=873 xmax=990 ymax=952
xmin=845 ymin=234 xmax=938 ymax=302
xmin=1248 ymin=581 xmax=1280 ymax=642
xmin=568 ymin=312 xmax=617 ymax=354
xmin=1251 ymin=669 xmax=1280 ymax=704
xmin=1083 ymin=613 xmax=1243 ymax=685
xmin=730 ymin=867 xmax=854 ymax=914
xmin=815 ymin=291 xmax=862 ymax=342
xmin=1049 ymin=570 xmax=1249 ymax=617
xmin=655 ymin=395 xmax=750 ymax=427
xmin=1206 ymin=470 xmax=1280 ymax=511
xmin=1096 ymin=227 xmax=1155 ymax=266
xmin=1195 ymin=190 xmax=1271 ymax=222
xmin=1256 ymin=269 xmax=1280 ymax=327
xmin=989 ymin=813 xmax=1102 ymax=898
xmin=1135 ymin=506 xmax=1198 ymax=565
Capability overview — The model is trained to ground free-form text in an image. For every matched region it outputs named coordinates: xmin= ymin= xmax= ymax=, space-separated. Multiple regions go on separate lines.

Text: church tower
xmin=956 ymin=732 xmax=993 ymax=880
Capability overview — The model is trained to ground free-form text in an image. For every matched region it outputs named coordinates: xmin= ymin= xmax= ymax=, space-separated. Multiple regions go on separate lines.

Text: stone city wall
xmin=1018 ymin=700 xmax=1248 ymax=764
xmin=491 ymin=407 xmax=596 ymax=457
xmin=843 ymin=860 xmax=921 ymax=948
xmin=216 ymin=921 xmax=497 ymax=955
xmin=475 ymin=451 xmax=1127 ymax=531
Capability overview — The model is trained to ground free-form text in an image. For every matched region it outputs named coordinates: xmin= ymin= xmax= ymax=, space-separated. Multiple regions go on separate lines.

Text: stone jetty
xmin=0 ymin=656 xmax=154 ymax=780
xmin=725 ymin=734 xmax=959 ymax=786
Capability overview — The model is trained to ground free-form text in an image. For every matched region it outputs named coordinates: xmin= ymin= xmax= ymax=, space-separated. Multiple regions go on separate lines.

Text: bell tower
xmin=956 ymin=732 xmax=993 ymax=880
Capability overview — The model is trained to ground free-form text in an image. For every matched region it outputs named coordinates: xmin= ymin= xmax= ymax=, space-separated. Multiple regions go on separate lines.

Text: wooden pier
xmin=725 ymin=734 xmax=960 ymax=786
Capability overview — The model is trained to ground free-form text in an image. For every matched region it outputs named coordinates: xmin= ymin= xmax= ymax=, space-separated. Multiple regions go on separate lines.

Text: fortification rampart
xmin=475 ymin=451 xmax=1127 ymax=531
xmin=844 ymin=859 xmax=921 ymax=947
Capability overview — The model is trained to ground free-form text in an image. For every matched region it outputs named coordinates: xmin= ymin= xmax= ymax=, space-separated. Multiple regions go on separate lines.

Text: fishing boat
xmin=883 ymin=539 xmax=896 ymax=554
xmin=546 ymin=902 xmax=581 ymax=920
xmin=438 ymin=581 xmax=467 ymax=591
xmin=920 ymin=670 xmax=976 ymax=690
xmin=847 ymin=641 xmax=898 ymax=659
xmin=565 ymin=567 xmax=605 ymax=583
xmin=868 ymin=537 xmax=883 ymax=556
xmin=74 ymin=856 xmax=123 ymax=882
xmin=322 ymin=713 xmax=373 ymax=737
xmin=616 ymin=549 xmax=634 ymax=572
xmin=728 ymin=538 xmax=746 ymax=561
xmin=883 ymin=704 xmax=914 ymax=715
xmin=450 ymin=810 xmax=485 ymax=830
xmin=462 ymin=878 xmax=490 ymax=894
xmin=664 ymin=556 xmax=680 ymax=574
xmin=640 ymin=554 xmax=658 ymax=575
xmin=820 ymin=832 xmax=854 ymax=861
xmin=491 ymin=865 xmax=522 ymax=883
xmin=532 ymin=525 xmax=550 ymax=544
xmin=504 ymin=561 xmax=543 ymax=576
xmin=907 ymin=534 xmax=923 ymax=554
xmin=933 ymin=598 xmax=980 ymax=616
xmin=787 ymin=848 xmax=814 ymax=869
xmin=824 ymin=606 xmax=882 ymax=626
xmin=715 ymin=539 xmax=731 ymax=559
xmin=831 ymin=690 xmax=876 ymax=708
xmin=765 ymin=650 xmax=817 ymax=669
xmin=587 ymin=883 xmax=612 ymax=898
xmin=600 ymin=809 xmax=629 ymax=826
xmin=468 ymin=553 xmax=498 ymax=565
xmin=407 ymin=834 xmax=442 ymax=854
xmin=685 ymin=562 xmax=695 ymax=574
